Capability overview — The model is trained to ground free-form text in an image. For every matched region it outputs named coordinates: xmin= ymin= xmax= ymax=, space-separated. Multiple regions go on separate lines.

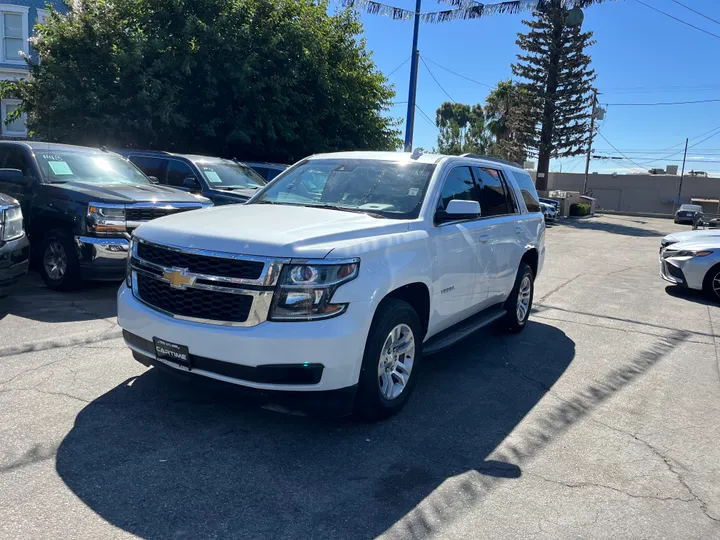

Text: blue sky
xmin=343 ymin=0 xmax=720 ymax=175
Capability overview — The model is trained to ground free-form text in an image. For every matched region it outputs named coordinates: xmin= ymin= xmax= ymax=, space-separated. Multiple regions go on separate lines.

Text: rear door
xmin=474 ymin=166 xmax=525 ymax=302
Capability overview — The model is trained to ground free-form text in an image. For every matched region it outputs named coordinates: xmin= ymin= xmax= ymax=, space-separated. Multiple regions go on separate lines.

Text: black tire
xmin=39 ymin=229 xmax=81 ymax=291
xmin=702 ymin=264 xmax=720 ymax=303
xmin=354 ymin=298 xmax=423 ymax=421
xmin=502 ymin=262 xmax=534 ymax=333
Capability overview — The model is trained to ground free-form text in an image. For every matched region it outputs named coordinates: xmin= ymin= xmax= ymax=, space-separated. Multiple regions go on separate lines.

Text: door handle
xmin=514 ymin=226 xmax=524 ymax=234
xmin=478 ymin=234 xmax=490 ymax=244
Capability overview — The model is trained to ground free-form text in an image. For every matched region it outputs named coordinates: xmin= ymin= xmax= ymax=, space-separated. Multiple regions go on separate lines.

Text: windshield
xmin=680 ymin=205 xmax=703 ymax=212
xmin=251 ymin=159 xmax=436 ymax=219
xmin=36 ymin=151 xmax=150 ymax=185
xmin=194 ymin=160 xmax=266 ymax=189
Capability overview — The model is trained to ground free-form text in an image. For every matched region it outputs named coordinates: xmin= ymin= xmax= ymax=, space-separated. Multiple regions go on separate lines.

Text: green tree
xmin=2 ymin=0 xmax=400 ymax=162
xmin=435 ymin=101 xmax=489 ymax=155
xmin=484 ymin=79 xmax=527 ymax=164
xmin=512 ymin=2 xmax=597 ymax=190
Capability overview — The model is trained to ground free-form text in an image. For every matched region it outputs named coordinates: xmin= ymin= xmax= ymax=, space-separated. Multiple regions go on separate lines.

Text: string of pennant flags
xmin=339 ymin=0 xmax=593 ymax=23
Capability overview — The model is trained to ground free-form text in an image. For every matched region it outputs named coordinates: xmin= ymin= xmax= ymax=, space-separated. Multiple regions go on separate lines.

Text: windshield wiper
xmin=304 ymin=203 xmax=387 ymax=219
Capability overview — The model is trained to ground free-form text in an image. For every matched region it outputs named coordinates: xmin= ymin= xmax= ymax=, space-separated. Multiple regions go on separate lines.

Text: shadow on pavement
xmin=0 ymin=273 xmax=119 ymax=323
xmin=664 ymin=285 xmax=716 ymax=306
xmin=561 ymin=216 xmax=667 ymax=237
xmin=54 ymin=322 xmax=576 ymax=539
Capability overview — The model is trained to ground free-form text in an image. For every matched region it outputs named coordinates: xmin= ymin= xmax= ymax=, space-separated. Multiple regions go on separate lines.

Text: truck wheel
xmin=40 ymin=229 xmax=81 ymax=291
xmin=502 ymin=262 xmax=534 ymax=333
xmin=354 ymin=298 xmax=423 ymax=421
xmin=702 ymin=264 xmax=720 ymax=303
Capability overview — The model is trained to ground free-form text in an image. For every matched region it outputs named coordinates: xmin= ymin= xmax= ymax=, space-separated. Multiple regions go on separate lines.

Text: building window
xmin=1 ymin=99 xmax=26 ymax=136
xmin=0 ymin=5 xmax=29 ymax=64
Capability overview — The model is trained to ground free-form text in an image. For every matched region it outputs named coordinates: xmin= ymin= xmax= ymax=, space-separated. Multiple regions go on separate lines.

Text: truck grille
xmin=137 ymin=242 xmax=264 ymax=279
xmin=126 ymin=206 xmax=200 ymax=221
xmin=136 ymin=273 xmax=253 ymax=323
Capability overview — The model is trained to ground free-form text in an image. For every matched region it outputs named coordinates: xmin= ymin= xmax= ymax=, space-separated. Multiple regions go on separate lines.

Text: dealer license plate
xmin=153 ymin=338 xmax=191 ymax=371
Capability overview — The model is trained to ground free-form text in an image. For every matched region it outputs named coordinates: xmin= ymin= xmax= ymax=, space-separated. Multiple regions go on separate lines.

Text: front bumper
xmin=0 ymin=234 xmax=30 ymax=295
xmin=659 ymin=255 xmax=706 ymax=291
xmin=75 ymin=236 xmax=129 ymax=280
xmin=117 ymin=283 xmax=373 ymax=393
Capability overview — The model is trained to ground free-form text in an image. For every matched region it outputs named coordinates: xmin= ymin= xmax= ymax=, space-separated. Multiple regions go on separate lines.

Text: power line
xmin=386 ymin=56 xmax=411 ymax=78
xmin=633 ymin=127 xmax=720 ymax=165
xmin=604 ymin=98 xmax=720 ymax=106
xmin=669 ymin=0 xmax=720 ymax=27
xmin=415 ymin=103 xmax=438 ymax=131
xmin=421 ymin=56 xmax=493 ymax=89
xmin=419 ymin=55 xmax=456 ymax=103
xmin=634 ymin=0 xmax=720 ymax=40
xmin=596 ymin=132 xmax=654 ymax=170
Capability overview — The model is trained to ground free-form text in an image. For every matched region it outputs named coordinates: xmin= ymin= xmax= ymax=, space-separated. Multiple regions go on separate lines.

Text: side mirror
xmin=0 ymin=168 xmax=26 ymax=184
xmin=436 ymin=199 xmax=481 ymax=223
xmin=183 ymin=177 xmax=201 ymax=190
xmin=147 ymin=175 xmax=159 ymax=184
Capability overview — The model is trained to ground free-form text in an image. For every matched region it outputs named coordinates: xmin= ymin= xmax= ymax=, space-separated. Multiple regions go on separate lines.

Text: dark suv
xmin=0 ymin=142 xmax=211 ymax=290
xmin=243 ymin=161 xmax=288 ymax=182
xmin=118 ymin=150 xmax=267 ymax=205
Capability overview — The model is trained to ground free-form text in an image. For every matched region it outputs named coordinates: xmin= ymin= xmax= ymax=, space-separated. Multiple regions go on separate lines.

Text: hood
xmin=662 ymin=230 xmax=720 ymax=245
xmin=134 ymin=204 xmax=411 ymax=258
xmin=666 ymin=239 xmax=720 ymax=252
xmin=53 ymin=182 xmax=211 ymax=204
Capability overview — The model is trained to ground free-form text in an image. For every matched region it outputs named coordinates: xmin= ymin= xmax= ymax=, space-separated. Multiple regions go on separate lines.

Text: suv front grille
xmin=126 ymin=206 xmax=198 ymax=221
xmin=137 ymin=242 xmax=264 ymax=279
xmin=136 ymin=273 xmax=253 ymax=323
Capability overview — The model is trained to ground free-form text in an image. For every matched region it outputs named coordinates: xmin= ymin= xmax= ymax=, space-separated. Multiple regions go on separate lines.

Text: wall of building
xmin=534 ymin=171 xmax=720 ymax=215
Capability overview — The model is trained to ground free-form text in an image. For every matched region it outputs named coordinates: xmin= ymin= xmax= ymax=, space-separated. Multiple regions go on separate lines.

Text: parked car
xmin=660 ymin=229 xmax=720 ymax=252
xmin=0 ymin=192 xmax=29 ymax=297
xmin=0 ymin=142 xmax=211 ymax=291
xmin=118 ymin=151 xmax=546 ymax=419
xmin=243 ymin=161 xmax=289 ymax=181
xmin=539 ymin=197 xmax=560 ymax=212
xmin=117 ymin=150 xmax=266 ymax=206
xmin=660 ymin=237 xmax=720 ymax=301
xmin=674 ymin=204 xmax=703 ymax=224
xmin=540 ymin=201 xmax=558 ymax=222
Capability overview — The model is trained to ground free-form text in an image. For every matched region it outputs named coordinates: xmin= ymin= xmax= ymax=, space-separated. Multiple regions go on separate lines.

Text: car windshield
xmin=680 ymin=205 xmax=703 ymax=212
xmin=194 ymin=160 xmax=266 ymax=189
xmin=36 ymin=151 xmax=150 ymax=185
xmin=250 ymin=159 xmax=436 ymax=219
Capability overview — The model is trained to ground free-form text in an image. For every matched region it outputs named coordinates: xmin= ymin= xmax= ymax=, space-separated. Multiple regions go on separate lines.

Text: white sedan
xmin=660 ymin=235 xmax=720 ymax=301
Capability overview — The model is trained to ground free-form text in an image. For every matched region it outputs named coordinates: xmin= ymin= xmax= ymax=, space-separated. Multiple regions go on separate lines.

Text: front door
xmin=429 ymin=166 xmax=493 ymax=331
xmin=0 ymin=145 xmax=34 ymax=219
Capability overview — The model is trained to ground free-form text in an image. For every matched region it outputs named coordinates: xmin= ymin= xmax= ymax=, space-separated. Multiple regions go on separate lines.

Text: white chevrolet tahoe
xmin=118 ymin=151 xmax=545 ymax=419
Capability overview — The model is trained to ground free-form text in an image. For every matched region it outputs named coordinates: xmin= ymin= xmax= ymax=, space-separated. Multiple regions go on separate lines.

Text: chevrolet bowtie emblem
xmin=162 ymin=268 xmax=196 ymax=290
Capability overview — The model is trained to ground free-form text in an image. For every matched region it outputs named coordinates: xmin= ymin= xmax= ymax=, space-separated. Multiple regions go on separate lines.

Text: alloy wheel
xmin=516 ymin=275 xmax=532 ymax=322
xmin=378 ymin=323 xmax=415 ymax=400
xmin=44 ymin=240 xmax=67 ymax=281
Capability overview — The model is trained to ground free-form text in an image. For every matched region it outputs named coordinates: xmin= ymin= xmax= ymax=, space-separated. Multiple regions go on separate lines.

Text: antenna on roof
xmin=410 ymin=148 xmax=423 ymax=160
xmin=100 ymin=145 xmax=108 ymax=153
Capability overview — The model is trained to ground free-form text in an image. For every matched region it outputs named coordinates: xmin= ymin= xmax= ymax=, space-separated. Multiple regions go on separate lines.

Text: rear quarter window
xmin=509 ymin=169 xmax=541 ymax=213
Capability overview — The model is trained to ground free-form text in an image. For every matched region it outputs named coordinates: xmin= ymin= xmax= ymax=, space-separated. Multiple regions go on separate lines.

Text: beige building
xmin=535 ymin=171 xmax=720 ymax=215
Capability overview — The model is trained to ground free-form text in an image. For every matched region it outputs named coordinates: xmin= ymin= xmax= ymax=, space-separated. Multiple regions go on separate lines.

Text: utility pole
xmin=403 ymin=0 xmax=422 ymax=152
xmin=675 ymin=138 xmax=689 ymax=212
xmin=583 ymin=89 xmax=598 ymax=195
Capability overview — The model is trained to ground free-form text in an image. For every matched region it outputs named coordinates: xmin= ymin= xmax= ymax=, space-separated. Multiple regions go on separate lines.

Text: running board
xmin=423 ymin=305 xmax=507 ymax=356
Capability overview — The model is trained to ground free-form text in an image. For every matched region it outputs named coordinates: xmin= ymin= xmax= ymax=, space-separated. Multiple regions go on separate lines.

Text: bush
xmin=570 ymin=203 xmax=591 ymax=217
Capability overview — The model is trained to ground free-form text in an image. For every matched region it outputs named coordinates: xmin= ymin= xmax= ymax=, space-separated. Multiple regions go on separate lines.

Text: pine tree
xmin=512 ymin=2 xmax=597 ymax=190
xmin=435 ymin=102 xmax=490 ymax=155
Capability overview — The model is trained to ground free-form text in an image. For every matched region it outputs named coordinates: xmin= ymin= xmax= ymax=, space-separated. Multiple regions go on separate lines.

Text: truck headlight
xmin=270 ymin=259 xmax=359 ymax=321
xmin=87 ymin=203 xmax=126 ymax=235
xmin=0 ymin=205 xmax=24 ymax=242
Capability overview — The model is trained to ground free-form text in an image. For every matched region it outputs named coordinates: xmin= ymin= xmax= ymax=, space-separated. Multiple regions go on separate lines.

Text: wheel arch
xmin=381 ymin=282 xmax=431 ymax=339
xmin=702 ymin=262 xmax=720 ymax=298
xmin=521 ymin=247 xmax=539 ymax=277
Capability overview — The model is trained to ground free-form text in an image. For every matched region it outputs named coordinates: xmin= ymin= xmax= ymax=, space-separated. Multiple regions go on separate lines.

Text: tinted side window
xmin=167 ymin=160 xmax=197 ymax=187
xmin=129 ymin=156 xmax=167 ymax=181
xmin=437 ymin=166 xmax=479 ymax=211
xmin=0 ymin=146 xmax=30 ymax=175
xmin=265 ymin=168 xmax=284 ymax=181
xmin=251 ymin=166 xmax=269 ymax=180
xmin=510 ymin=169 xmax=541 ymax=213
xmin=474 ymin=167 xmax=511 ymax=217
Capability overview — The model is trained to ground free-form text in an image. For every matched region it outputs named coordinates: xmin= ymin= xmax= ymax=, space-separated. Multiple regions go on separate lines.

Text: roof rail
xmin=459 ymin=153 xmax=523 ymax=168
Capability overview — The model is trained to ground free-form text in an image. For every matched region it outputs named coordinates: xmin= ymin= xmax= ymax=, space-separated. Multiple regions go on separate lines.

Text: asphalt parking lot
xmin=1 ymin=214 xmax=719 ymax=540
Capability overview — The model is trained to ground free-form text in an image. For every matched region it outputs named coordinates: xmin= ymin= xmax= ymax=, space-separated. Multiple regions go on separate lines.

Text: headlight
xmin=0 ymin=205 xmax=24 ymax=242
xmin=674 ymin=249 xmax=713 ymax=258
xmin=270 ymin=259 xmax=359 ymax=321
xmin=87 ymin=203 xmax=126 ymax=235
